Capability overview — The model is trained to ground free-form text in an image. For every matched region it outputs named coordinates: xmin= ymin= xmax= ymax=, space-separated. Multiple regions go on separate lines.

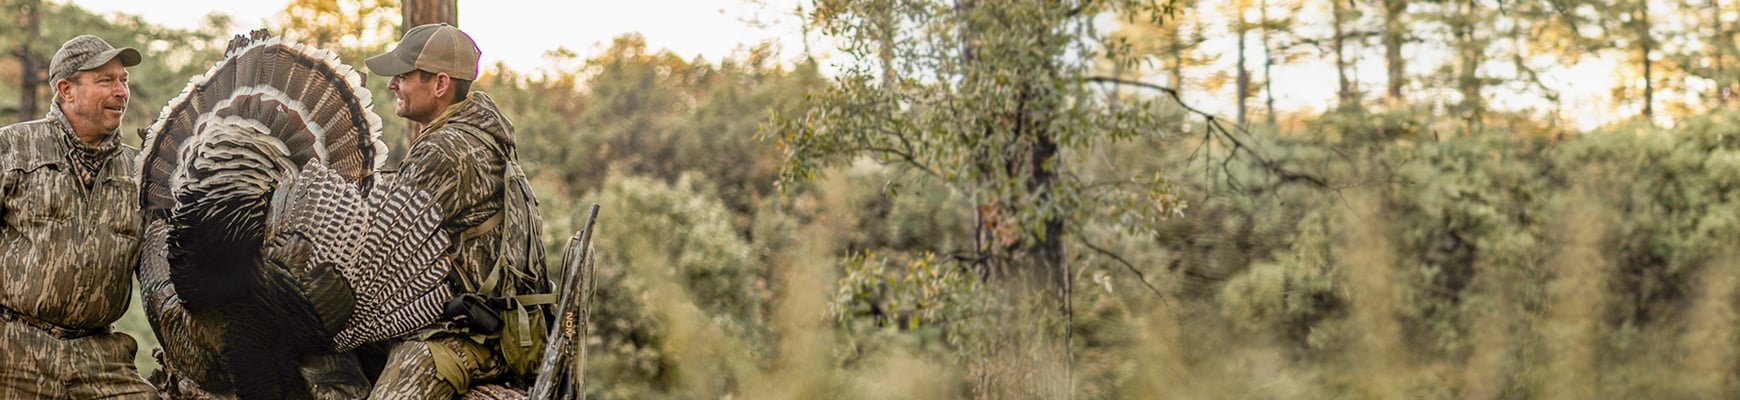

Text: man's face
xmin=389 ymin=70 xmax=442 ymax=124
xmin=58 ymin=58 xmax=129 ymax=140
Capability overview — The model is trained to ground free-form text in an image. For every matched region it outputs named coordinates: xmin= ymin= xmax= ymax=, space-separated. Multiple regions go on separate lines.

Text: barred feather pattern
xmin=264 ymin=162 xmax=369 ymax=338
xmin=267 ymin=162 xmax=367 ymax=277
xmin=330 ymin=175 xmax=453 ymax=351
xmin=266 ymin=162 xmax=452 ymax=352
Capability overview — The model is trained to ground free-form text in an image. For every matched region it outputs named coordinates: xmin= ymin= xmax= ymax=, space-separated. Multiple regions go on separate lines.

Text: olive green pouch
xmin=499 ymin=298 xmax=551 ymax=376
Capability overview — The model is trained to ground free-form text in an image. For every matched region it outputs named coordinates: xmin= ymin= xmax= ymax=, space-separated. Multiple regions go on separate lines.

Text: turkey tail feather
xmin=265 ymin=162 xmax=454 ymax=351
xmin=138 ymin=30 xmax=397 ymax=397
xmin=139 ymin=30 xmax=386 ymax=220
xmin=331 ymin=175 xmax=452 ymax=351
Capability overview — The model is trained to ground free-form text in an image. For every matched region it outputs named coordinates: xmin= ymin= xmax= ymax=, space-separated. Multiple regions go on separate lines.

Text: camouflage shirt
xmin=395 ymin=91 xmax=529 ymax=296
xmin=0 ymin=103 xmax=142 ymax=330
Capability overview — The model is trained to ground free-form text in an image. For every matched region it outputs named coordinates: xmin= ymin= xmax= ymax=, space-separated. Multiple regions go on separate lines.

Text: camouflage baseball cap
xmin=366 ymin=23 xmax=480 ymax=80
xmin=48 ymin=35 xmax=142 ymax=83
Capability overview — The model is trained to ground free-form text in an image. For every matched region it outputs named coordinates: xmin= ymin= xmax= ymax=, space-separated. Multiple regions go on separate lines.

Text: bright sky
xmin=1175 ymin=2 xmax=1626 ymax=131
xmin=66 ymin=0 xmax=819 ymax=75
xmin=65 ymin=0 xmax=1630 ymax=131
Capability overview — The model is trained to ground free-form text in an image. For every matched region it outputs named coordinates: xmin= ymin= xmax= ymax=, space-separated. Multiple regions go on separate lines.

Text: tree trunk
xmin=1261 ymin=0 xmax=1277 ymax=127
xmin=1166 ymin=20 xmax=1187 ymax=132
xmin=1331 ymin=0 xmax=1354 ymax=107
xmin=1715 ymin=1 xmax=1730 ymax=103
xmin=402 ymin=0 xmax=458 ymax=29
xmin=1022 ymin=81 xmax=1070 ymax=399
xmin=17 ymin=50 xmax=38 ymax=122
xmin=15 ymin=0 xmax=41 ymax=122
xmin=1638 ymin=2 xmax=1653 ymax=119
xmin=1024 ymin=90 xmax=1066 ymax=293
xmin=1455 ymin=0 xmax=1481 ymax=133
xmin=879 ymin=16 xmax=896 ymax=87
xmin=1383 ymin=0 xmax=1405 ymax=104
xmin=1235 ymin=0 xmax=1249 ymax=126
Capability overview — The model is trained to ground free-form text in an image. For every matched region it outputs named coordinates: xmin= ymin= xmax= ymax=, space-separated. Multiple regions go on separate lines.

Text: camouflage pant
xmin=370 ymin=335 xmax=504 ymax=399
xmin=0 ymin=319 xmax=158 ymax=399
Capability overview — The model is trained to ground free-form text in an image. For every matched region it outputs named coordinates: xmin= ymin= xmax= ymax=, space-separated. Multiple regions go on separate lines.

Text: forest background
xmin=7 ymin=0 xmax=1740 ymax=398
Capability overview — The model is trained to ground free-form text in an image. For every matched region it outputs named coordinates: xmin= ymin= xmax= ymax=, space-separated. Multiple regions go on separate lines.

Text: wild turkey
xmin=137 ymin=30 xmax=454 ymax=398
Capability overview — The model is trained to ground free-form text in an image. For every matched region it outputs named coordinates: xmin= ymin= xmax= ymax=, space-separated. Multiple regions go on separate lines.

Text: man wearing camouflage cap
xmin=0 ymin=35 xmax=158 ymax=398
xmin=365 ymin=23 xmax=551 ymax=398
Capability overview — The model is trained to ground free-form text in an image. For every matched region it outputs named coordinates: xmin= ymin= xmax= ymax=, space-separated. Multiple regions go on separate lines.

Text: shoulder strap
xmin=449 ymin=124 xmax=519 ymax=295
xmin=451 ymin=123 xmax=510 ymax=158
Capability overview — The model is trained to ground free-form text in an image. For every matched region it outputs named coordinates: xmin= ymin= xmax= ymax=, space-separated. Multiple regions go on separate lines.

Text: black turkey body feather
xmin=137 ymin=30 xmax=453 ymax=399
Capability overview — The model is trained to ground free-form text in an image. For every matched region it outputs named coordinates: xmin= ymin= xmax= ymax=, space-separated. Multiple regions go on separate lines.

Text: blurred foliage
xmin=278 ymin=0 xmax=395 ymax=52
xmin=773 ymin=1 xmax=1186 ymax=394
xmin=1115 ymin=99 xmax=1740 ymax=397
xmin=503 ymin=34 xmax=823 ymax=219
xmin=547 ymin=171 xmax=763 ymax=399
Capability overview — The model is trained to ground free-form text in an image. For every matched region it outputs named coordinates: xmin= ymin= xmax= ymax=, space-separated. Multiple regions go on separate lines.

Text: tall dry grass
xmin=1681 ymin=254 xmax=1740 ymax=398
xmin=109 ymin=163 xmax=1740 ymax=399
xmin=1337 ymin=189 xmax=1412 ymax=399
xmin=1538 ymin=183 xmax=1612 ymax=400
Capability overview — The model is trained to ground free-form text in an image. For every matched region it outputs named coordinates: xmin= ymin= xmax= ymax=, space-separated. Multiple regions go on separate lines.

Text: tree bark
xmin=1638 ymin=2 xmax=1653 ymax=119
xmin=401 ymin=0 xmax=458 ymax=29
xmin=1167 ymin=21 xmax=1184 ymax=103
xmin=1715 ymin=1 xmax=1730 ymax=103
xmin=1454 ymin=0 xmax=1481 ymax=133
xmin=1235 ymin=0 xmax=1249 ymax=126
xmin=1383 ymin=0 xmax=1405 ymax=103
xmin=1023 ymin=79 xmax=1070 ymax=400
xmin=1331 ymin=0 xmax=1354 ymax=107
xmin=1162 ymin=17 xmax=1188 ymax=132
xmin=15 ymin=0 xmax=41 ymax=122
xmin=1261 ymin=0 xmax=1277 ymax=127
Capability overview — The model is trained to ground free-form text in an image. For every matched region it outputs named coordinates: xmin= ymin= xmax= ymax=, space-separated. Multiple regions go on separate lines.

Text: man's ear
xmin=434 ymin=72 xmax=452 ymax=99
xmin=54 ymin=78 xmax=73 ymax=103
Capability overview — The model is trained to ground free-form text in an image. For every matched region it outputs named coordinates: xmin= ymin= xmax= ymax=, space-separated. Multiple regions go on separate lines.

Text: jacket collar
xmin=415 ymin=91 xmax=515 ymax=150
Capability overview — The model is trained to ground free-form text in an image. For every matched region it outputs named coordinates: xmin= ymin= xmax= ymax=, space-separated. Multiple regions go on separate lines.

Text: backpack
xmin=452 ymin=124 xmax=552 ymax=376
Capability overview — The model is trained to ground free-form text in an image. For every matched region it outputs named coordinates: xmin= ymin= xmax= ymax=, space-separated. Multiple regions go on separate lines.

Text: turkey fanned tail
xmin=266 ymin=162 xmax=454 ymax=352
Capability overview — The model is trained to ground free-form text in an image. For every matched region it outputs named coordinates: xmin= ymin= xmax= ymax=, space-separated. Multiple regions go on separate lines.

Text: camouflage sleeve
xmin=395 ymin=130 xmax=497 ymax=236
xmin=0 ymin=145 xmax=9 ymax=224
xmin=0 ymin=169 xmax=6 ymax=224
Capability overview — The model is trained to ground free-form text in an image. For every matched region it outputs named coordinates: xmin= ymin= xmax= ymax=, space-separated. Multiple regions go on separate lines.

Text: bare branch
xmin=1084 ymin=76 xmax=1335 ymax=191
xmin=1080 ymin=239 xmax=1165 ymax=299
xmin=1206 ymin=119 xmax=1332 ymax=188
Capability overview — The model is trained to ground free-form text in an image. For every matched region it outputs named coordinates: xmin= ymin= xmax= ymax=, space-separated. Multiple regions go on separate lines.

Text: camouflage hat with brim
xmin=366 ymin=23 xmax=480 ymax=80
xmin=48 ymin=35 xmax=142 ymax=83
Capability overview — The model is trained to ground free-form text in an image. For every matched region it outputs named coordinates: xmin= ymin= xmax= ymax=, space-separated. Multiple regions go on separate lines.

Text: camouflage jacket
xmin=0 ymin=103 xmax=142 ymax=330
xmin=396 ymin=91 xmax=536 ymax=297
